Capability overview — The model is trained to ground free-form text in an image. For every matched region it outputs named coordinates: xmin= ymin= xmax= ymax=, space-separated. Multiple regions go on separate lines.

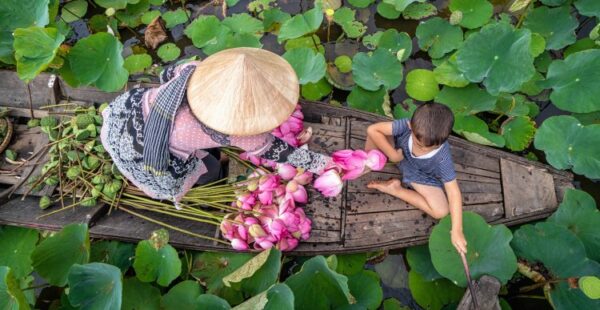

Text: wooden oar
xmin=459 ymin=251 xmax=479 ymax=310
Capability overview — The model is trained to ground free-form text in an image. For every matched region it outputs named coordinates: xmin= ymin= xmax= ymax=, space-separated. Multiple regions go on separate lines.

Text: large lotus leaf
xmin=284 ymin=34 xmax=324 ymax=53
xmin=347 ymin=86 xmax=387 ymax=115
xmin=68 ymin=33 xmax=128 ymax=92
xmin=301 ymin=78 xmax=333 ymax=100
xmin=283 ymin=47 xmax=326 ymax=84
xmin=133 ymin=239 xmax=181 ymax=287
xmin=0 ymin=267 xmax=29 ymax=310
xmin=161 ymin=280 xmax=203 ymax=310
xmin=416 ymin=17 xmax=463 ymax=59
xmin=534 ymin=115 xmax=600 ymax=179
xmin=434 ymin=84 xmax=496 ymax=115
xmin=162 ymin=8 xmax=189 ymax=29
xmin=377 ymin=2 xmax=401 ymax=19
xmin=285 ymin=256 xmax=352 ymax=309
xmin=13 ymin=26 xmax=65 ymax=82
xmin=123 ymin=53 xmax=152 ymax=74
xmin=550 ymin=281 xmax=600 ymax=309
xmin=449 ymin=0 xmax=493 ymax=29
xmin=407 ymin=245 xmax=443 ymax=281
xmin=494 ymin=93 xmax=534 ymax=117
xmin=0 ymin=0 xmax=50 ymax=64
xmin=383 ymin=0 xmax=425 ymax=12
xmin=500 ymin=116 xmax=536 ymax=151
xmin=234 ymin=283 xmax=294 ymax=310
xmin=456 ymin=22 xmax=534 ymax=95
xmin=519 ymin=71 xmax=545 ymax=96
xmin=511 ymin=222 xmax=600 ymax=278
xmin=191 ymin=251 xmax=253 ymax=295
xmin=62 ymin=0 xmax=88 ymax=23
xmin=573 ymin=111 xmax=600 ymax=125
xmin=0 ymin=226 xmax=38 ymax=279
xmin=540 ymin=49 xmax=600 ymax=113
xmin=530 ymin=33 xmax=546 ymax=58
xmin=564 ymin=38 xmax=599 ymax=58
xmin=222 ymin=248 xmax=282 ymax=296
xmin=454 ymin=115 xmax=505 ymax=147
xmin=429 ymin=212 xmax=516 ymax=287
xmin=402 ymin=2 xmax=438 ymax=20
xmin=67 ymin=263 xmax=122 ymax=310
xmin=363 ymin=29 xmax=412 ymax=62
xmin=352 ymin=48 xmax=403 ymax=91
xmin=348 ymin=270 xmax=383 ymax=310
xmin=32 ymin=223 xmax=90 ymax=286
xmin=548 ymin=189 xmax=600 ymax=262
xmin=263 ymin=8 xmax=292 ymax=32
xmin=184 ymin=16 xmax=223 ymax=48
xmin=575 ymin=0 xmax=600 ymax=18
xmin=433 ymin=55 xmax=470 ymax=87
xmin=223 ymin=13 xmax=263 ymax=37
xmin=197 ymin=294 xmax=230 ymax=309
xmin=349 ymin=0 xmax=376 ymax=8
xmin=122 ymin=277 xmax=160 ymax=310
xmin=540 ymin=0 xmax=568 ymax=5
xmin=278 ymin=5 xmax=323 ymax=42
xmin=333 ymin=7 xmax=367 ymax=38
xmin=524 ymin=6 xmax=578 ymax=50
xmin=374 ymin=254 xmax=409 ymax=289
xmin=95 ymin=0 xmax=128 ymax=9
xmin=408 ymin=270 xmax=464 ymax=310
xmin=382 ymin=298 xmax=411 ymax=310
xmin=335 ymin=253 xmax=367 ymax=276
xmin=90 ymin=240 xmax=135 ymax=273
xmin=393 ymin=99 xmax=417 ymax=119
xmin=406 ymin=69 xmax=439 ymax=101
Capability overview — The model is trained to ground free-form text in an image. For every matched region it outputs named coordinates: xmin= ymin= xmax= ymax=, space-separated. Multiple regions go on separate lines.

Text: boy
xmin=365 ymin=103 xmax=467 ymax=254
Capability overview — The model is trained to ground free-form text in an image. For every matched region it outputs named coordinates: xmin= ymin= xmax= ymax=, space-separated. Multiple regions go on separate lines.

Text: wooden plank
xmin=346 ymin=192 xmax=413 ymax=214
xmin=305 ymin=189 xmax=342 ymax=219
xmin=456 ymin=172 xmax=500 ymax=184
xmin=0 ymin=70 xmax=57 ymax=108
xmin=554 ymin=177 xmax=574 ymax=203
xmin=454 ymin=164 xmax=500 ymax=179
xmin=451 ymin=147 xmax=500 ymax=172
xmin=58 ymin=80 xmax=158 ymax=104
xmin=306 ymin=213 xmax=341 ymax=231
xmin=462 ymin=193 xmax=503 ymax=205
xmin=464 ymin=203 xmax=504 ymax=221
xmin=501 ymin=158 xmax=558 ymax=218
xmin=305 ymin=229 xmax=341 ymax=243
xmin=458 ymin=180 xmax=502 ymax=194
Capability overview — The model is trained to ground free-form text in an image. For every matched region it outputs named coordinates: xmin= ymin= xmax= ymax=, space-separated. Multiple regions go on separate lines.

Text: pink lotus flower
xmin=236 ymin=192 xmax=256 ymax=211
xmin=314 ymin=169 xmax=343 ymax=197
xmin=278 ymin=164 xmax=298 ymax=180
xmin=294 ymin=170 xmax=313 ymax=185
xmin=231 ymin=238 xmax=249 ymax=250
xmin=366 ymin=150 xmax=387 ymax=171
xmin=277 ymin=236 xmax=299 ymax=251
xmin=249 ymin=224 xmax=267 ymax=238
xmin=286 ymin=181 xmax=308 ymax=204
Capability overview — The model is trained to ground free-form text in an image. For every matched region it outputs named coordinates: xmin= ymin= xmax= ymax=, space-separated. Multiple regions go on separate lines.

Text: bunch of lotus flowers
xmin=220 ymin=164 xmax=313 ymax=251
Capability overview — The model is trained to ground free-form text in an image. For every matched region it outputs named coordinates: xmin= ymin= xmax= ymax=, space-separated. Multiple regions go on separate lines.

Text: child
xmin=365 ymin=103 xmax=467 ymax=254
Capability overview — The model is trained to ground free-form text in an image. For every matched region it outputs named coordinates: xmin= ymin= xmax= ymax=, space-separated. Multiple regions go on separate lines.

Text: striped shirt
xmin=393 ymin=118 xmax=456 ymax=187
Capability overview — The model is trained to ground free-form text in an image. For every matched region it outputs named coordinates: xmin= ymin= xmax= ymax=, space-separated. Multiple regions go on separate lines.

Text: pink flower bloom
xmin=237 ymin=225 xmax=248 ymax=241
xmin=277 ymin=236 xmax=299 ymax=251
xmin=237 ymin=193 xmax=256 ymax=211
xmin=294 ymin=170 xmax=313 ymax=185
xmin=258 ymin=190 xmax=273 ymax=205
xmin=296 ymin=127 xmax=312 ymax=145
xmin=314 ymin=169 xmax=343 ymax=197
xmin=249 ymin=224 xmax=267 ymax=238
xmin=269 ymin=219 xmax=286 ymax=240
xmin=366 ymin=149 xmax=387 ymax=171
xmin=277 ymin=164 xmax=297 ymax=180
xmin=286 ymin=180 xmax=308 ymax=204
xmin=231 ymin=238 xmax=249 ymax=250
xmin=259 ymin=175 xmax=279 ymax=191
xmin=220 ymin=220 xmax=235 ymax=240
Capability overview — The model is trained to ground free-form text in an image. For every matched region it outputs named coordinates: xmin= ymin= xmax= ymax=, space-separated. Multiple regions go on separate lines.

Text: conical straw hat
xmin=187 ymin=47 xmax=299 ymax=136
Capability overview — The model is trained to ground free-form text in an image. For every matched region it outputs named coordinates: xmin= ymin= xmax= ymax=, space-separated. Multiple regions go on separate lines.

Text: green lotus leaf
xmin=161 ymin=280 xmax=203 ymax=309
xmin=408 ymin=270 xmax=464 ymax=310
xmin=548 ymin=189 xmax=600 ymax=261
xmin=225 ymin=0 xmax=241 ymax=7
xmin=383 ymin=298 xmax=411 ymax=310
xmin=32 ymin=223 xmax=90 ymax=286
xmin=494 ymin=93 xmax=533 ymax=117
xmin=406 ymin=245 xmax=443 ymax=281
xmin=430 ymin=212 xmax=516 ymax=287
xmin=573 ymin=111 xmax=600 ymax=125
xmin=123 ymin=53 xmax=152 ymax=74
xmin=90 ymin=240 xmax=135 ymax=273
xmin=88 ymin=14 xmax=109 ymax=33
xmin=13 ymin=26 xmax=65 ymax=83
xmin=133 ymin=238 xmax=180 ymax=287
xmin=234 ymin=283 xmax=295 ymax=310
xmin=535 ymin=50 xmax=552 ymax=73
xmin=0 ymin=226 xmax=38 ymax=279
xmin=374 ymin=254 xmax=408 ymax=289
xmin=114 ymin=0 xmax=150 ymax=28
xmin=157 ymin=43 xmax=181 ymax=62
xmin=0 ymin=267 xmax=29 ymax=310
xmin=347 ymin=86 xmax=387 ymax=115
xmin=575 ymin=0 xmax=600 ymax=18
xmin=406 ymin=69 xmax=439 ymax=101
xmin=530 ymin=33 xmax=546 ymax=57
xmin=222 ymin=13 xmax=263 ymax=37
xmin=0 ymin=0 xmax=50 ymax=64
xmin=263 ymin=8 xmax=292 ymax=32
xmin=534 ymin=115 xmax=600 ymax=178
xmin=283 ymin=47 xmax=326 ymax=84
xmin=456 ymin=22 xmax=534 ymax=95
xmin=564 ymin=38 xmax=599 ymax=58
xmin=540 ymin=49 xmax=600 ymax=113
xmin=393 ymin=99 xmax=417 ymax=119
xmin=284 ymin=35 xmax=325 ymax=53
xmin=377 ymin=2 xmax=401 ymax=19
xmin=453 ymin=115 xmax=505 ymax=147
xmin=333 ymin=7 xmax=367 ymax=38
xmin=524 ymin=6 xmax=578 ymax=50
xmin=376 ymin=29 xmax=412 ymax=62
xmin=579 ymin=276 xmax=600 ymax=299
xmin=449 ymin=0 xmax=493 ymax=29
xmin=162 ymin=8 xmax=189 ymax=29
xmin=519 ymin=71 xmax=544 ymax=96
xmin=334 ymin=55 xmax=352 ymax=73
xmin=190 ymin=251 xmax=252 ymax=299
xmin=197 ymin=294 xmax=230 ymax=309
xmin=500 ymin=116 xmax=536 ymax=151
xmin=511 ymin=222 xmax=600 ymax=278
xmin=326 ymin=63 xmax=355 ymax=90
xmin=550 ymin=281 xmax=600 ymax=309
xmin=225 ymin=248 xmax=282 ymax=296
xmin=416 ymin=17 xmax=463 ymax=59
xmin=433 ymin=56 xmax=469 ymax=88
xmin=122 ymin=277 xmax=160 ymax=310
xmin=95 ymin=0 xmax=128 ymax=9
xmin=383 ymin=0 xmax=425 ymax=12
xmin=141 ymin=10 xmax=161 ymax=24
xmin=352 ymin=48 xmax=403 ymax=90
xmin=68 ymin=33 xmax=128 ymax=92
xmin=67 ymin=263 xmax=122 ymax=310
xmin=316 ymin=0 xmax=342 ymax=12
xmin=435 ymin=84 xmax=496 ymax=115
xmin=402 ymin=2 xmax=437 ymax=20
xmin=285 ymin=256 xmax=352 ymax=309
xmin=540 ymin=0 xmax=568 ymax=6
xmin=348 ymin=270 xmax=383 ymax=310
xmin=349 ymin=0 xmax=375 ymax=8
xmin=62 ymin=0 xmax=88 ymax=23
xmin=335 ymin=253 xmax=367 ymax=276
xmin=278 ymin=5 xmax=323 ymax=42
xmin=301 ymin=78 xmax=333 ymax=100
xmin=184 ymin=16 xmax=223 ymax=48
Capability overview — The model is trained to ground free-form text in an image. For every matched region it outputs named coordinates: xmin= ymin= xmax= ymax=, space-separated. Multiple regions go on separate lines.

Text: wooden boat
xmin=0 ymin=71 xmax=574 ymax=254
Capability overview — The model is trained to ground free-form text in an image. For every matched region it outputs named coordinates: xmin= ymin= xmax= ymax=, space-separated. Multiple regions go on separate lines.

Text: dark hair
xmin=410 ymin=103 xmax=454 ymax=147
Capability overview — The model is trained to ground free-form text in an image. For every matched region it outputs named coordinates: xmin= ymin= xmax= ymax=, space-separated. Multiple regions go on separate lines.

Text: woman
xmin=100 ymin=47 xmax=332 ymax=203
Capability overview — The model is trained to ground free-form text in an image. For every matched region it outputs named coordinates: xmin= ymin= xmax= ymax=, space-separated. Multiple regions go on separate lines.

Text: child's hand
xmin=451 ymin=229 xmax=467 ymax=254
xmin=388 ymin=148 xmax=405 ymax=163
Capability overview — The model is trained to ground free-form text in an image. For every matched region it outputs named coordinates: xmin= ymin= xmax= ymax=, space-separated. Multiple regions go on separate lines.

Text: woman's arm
xmin=367 ymin=122 xmax=403 ymax=162
xmin=444 ymin=180 xmax=467 ymax=254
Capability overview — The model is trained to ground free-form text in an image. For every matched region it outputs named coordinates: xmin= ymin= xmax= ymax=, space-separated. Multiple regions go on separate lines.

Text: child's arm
xmin=444 ymin=180 xmax=467 ymax=254
xmin=366 ymin=122 xmax=403 ymax=162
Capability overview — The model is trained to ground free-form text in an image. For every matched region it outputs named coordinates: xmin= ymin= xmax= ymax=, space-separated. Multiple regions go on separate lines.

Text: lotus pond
xmin=1 ymin=0 xmax=600 ymax=309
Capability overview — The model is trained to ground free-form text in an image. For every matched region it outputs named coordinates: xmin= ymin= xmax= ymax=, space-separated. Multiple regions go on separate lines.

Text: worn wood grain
xmin=0 ymin=70 xmax=57 ymax=108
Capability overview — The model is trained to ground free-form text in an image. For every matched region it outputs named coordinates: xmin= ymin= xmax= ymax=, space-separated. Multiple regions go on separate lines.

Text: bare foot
xmin=367 ymin=178 xmax=403 ymax=195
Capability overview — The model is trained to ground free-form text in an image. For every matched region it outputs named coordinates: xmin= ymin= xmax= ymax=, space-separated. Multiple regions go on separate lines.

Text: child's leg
xmin=368 ymin=180 xmax=449 ymax=219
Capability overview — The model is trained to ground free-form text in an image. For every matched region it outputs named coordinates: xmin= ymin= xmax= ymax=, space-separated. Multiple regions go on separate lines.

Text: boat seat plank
xmin=0 ymin=71 xmax=57 ymax=108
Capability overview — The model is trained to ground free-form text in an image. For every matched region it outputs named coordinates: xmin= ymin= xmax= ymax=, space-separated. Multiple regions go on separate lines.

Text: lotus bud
xmin=231 ymin=238 xmax=248 ymax=251
xmin=277 ymin=164 xmax=297 ymax=180
xmin=314 ymin=169 xmax=343 ymax=197
xmin=249 ymin=224 xmax=267 ymax=238
xmin=365 ymin=149 xmax=387 ymax=171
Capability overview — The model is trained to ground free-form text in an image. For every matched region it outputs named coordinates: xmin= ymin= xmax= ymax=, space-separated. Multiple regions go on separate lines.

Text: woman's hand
xmin=451 ymin=229 xmax=467 ymax=254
